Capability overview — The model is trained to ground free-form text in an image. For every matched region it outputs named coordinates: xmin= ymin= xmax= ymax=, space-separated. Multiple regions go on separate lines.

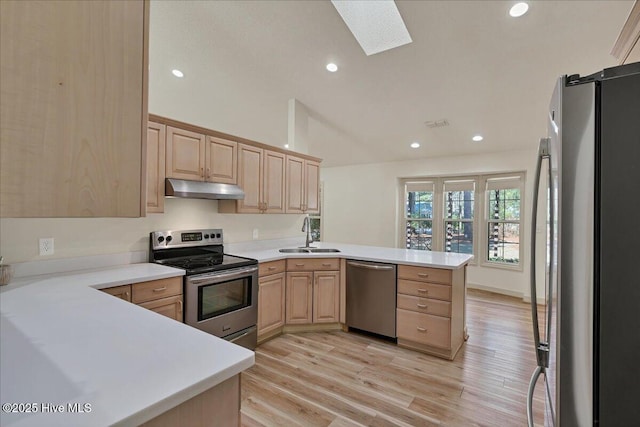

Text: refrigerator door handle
xmin=527 ymin=365 xmax=544 ymax=427
xmin=530 ymin=137 xmax=551 ymax=368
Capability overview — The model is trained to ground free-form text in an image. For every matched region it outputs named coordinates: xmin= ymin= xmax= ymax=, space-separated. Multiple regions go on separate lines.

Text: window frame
xmin=480 ymin=173 xmax=525 ymax=271
xmin=398 ymin=172 xmax=525 ymax=270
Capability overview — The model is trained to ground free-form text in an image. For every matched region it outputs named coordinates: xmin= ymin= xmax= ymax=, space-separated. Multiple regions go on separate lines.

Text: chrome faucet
xmin=301 ymin=215 xmax=315 ymax=248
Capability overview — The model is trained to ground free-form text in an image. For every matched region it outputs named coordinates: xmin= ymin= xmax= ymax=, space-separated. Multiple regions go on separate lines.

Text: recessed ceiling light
xmin=509 ymin=2 xmax=529 ymax=17
xmin=326 ymin=63 xmax=338 ymax=72
xmin=171 ymin=69 xmax=184 ymax=78
xmin=410 ymin=142 xmax=420 ymax=148
xmin=331 ymin=0 xmax=412 ymax=56
xmin=284 ymin=144 xmax=289 ymax=149
xmin=472 ymin=135 xmax=484 ymax=142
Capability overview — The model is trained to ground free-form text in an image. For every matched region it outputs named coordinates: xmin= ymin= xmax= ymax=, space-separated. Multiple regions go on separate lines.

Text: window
xmin=309 ymin=182 xmax=323 ymax=241
xmin=443 ymin=180 xmax=475 ymax=255
xmin=399 ymin=173 xmax=525 ymax=269
xmin=485 ymin=176 xmax=522 ymax=266
xmin=404 ymin=181 xmax=434 ymax=250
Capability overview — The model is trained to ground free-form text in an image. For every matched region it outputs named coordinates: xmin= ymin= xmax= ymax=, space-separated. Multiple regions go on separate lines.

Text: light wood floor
xmin=241 ymin=289 xmax=545 ymax=426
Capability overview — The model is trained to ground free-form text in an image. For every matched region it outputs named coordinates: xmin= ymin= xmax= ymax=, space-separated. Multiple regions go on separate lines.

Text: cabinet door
xmin=146 ymin=122 xmax=166 ymax=213
xmin=139 ymin=295 xmax=183 ymax=322
xmin=165 ymin=126 xmax=205 ymax=181
xmin=305 ymin=160 xmax=321 ymax=214
xmin=285 ymin=155 xmax=305 ymax=213
xmin=313 ymin=271 xmax=340 ymax=323
xmin=101 ymin=284 xmax=132 ymax=302
xmin=237 ymin=144 xmax=263 ymax=213
xmin=286 ymin=272 xmax=313 ymax=324
xmin=0 ymin=0 xmax=147 ymax=218
xmin=205 ymin=136 xmax=237 ymax=184
xmin=258 ymin=272 xmax=286 ymax=337
xmin=263 ymin=150 xmax=285 ymax=213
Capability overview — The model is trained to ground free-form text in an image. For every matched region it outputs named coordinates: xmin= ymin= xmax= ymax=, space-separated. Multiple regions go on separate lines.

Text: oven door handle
xmin=187 ymin=265 xmax=258 ymax=285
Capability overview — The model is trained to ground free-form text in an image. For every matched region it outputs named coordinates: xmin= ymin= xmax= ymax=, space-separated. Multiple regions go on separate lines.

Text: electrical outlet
xmin=39 ymin=238 xmax=54 ymax=256
xmin=252 ymin=229 xmax=259 ymax=240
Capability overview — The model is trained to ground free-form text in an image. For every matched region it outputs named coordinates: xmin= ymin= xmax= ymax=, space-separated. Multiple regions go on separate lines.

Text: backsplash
xmin=0 ymin=198 xmax=305 ymax=264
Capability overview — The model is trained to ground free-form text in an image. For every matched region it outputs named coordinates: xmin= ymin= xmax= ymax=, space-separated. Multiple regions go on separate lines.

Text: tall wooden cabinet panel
xmin=313 ymin=271 xmax=340 ymax=323
xmin=286 ymin=272 xmax=313 ymax=324
xmin=0 ymin=0 xmax=148 ymax=217
xmin=263 ymin=150 xmax=286 ymax=213
xmin=146 ymin=122 xmax=166 ymax=213
xmin=206 ymin=136 xmax=237 ymax=184
xmin=165 ymin=126 xmax=206 ymax=181
xmin=236 ymin=144 xmax=263 ymax=213
xmin=285 ymin=156 xmax=321 ymax=214
xmin=258 ymin=272 xmax=286 ymax=336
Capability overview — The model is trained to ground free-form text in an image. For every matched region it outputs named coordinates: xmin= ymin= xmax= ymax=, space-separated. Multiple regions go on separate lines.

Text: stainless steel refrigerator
xmin=527 ymin=62 xmax=640 ymax=426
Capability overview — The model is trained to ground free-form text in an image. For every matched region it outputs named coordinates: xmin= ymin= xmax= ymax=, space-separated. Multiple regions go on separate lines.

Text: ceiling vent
xmin=425 ymin=119 xmax=449 ymax=128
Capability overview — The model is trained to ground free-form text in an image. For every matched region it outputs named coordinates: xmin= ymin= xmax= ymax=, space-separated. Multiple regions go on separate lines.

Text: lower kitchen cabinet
xmin=100 ymin=277 xmax=183 ymax=322
xmin=285 ymin=272 xmax=313 ymax=324
xmin=396 ymin=264 xmax=466 ymax=360
xmin=313 ymin=271 xmax=340 ymax=323
xmin=258 ymin=271 xmax=286 ymax=336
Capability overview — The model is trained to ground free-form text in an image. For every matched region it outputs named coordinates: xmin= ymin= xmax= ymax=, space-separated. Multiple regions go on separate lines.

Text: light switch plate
xmin=252 ymin=229 xmax=259 ymax=240
xmin=39 ymin=238 xmax=54 ymax=256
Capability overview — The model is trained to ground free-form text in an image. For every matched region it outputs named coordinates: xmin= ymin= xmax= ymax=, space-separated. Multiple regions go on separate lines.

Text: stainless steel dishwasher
xmin=346 ymin=259 xmax=397 ymax=339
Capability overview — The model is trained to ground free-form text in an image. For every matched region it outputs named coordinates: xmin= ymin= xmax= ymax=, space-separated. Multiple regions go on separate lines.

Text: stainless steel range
xmin=149 ymin=228 xmax=258 ymax=350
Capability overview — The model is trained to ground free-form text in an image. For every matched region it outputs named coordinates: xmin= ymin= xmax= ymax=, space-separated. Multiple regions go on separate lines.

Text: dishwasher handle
xmin=347 ymin=261 xmax=394 ymax=271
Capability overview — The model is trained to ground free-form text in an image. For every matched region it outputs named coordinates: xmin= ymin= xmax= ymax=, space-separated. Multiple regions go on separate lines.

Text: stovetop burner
xmin=149 ymin=229 xmax=258 ymax=276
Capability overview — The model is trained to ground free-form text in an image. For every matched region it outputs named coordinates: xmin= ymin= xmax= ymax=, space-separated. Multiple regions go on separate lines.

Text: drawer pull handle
xmin=417 ymin=289 xmax=428 ymax=293
xmin=152 ymin=287 xmax=167 ymax=292
xmin=416 ymin=327 xmax=427 ymax=333
xmin=417 ymin=304 xmax=428 ymax=309
xmin=268 ymin=266 xmax=277 ymax=270
xmin=295 ymin=263 xmax=305 ymax=267
xmin=322 ymin=263 xmax=332 ymax=267
xmin=418 ymin=273 xmax=429 ymax=278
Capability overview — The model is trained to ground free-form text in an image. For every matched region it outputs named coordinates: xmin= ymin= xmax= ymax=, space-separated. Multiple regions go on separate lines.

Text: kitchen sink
xmin=278 ymin=248 xmax=341 ymax=253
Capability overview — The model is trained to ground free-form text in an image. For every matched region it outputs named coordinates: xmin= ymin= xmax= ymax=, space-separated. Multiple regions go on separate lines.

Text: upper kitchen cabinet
xmin=286 ymin=156 xmax=320 ymax=214
xmin=165 ymin=126 xmax=206 ymax=181
xmin=206 ymin=136 xmax=237 ymax=184
xmin=165 ymin=126 xmax=238 ymax=185
xmin=0 ymin=0 xmax=148 ymax=217
xmin=219 ymin=144 xmax=285 ymax=213
xmin=146 ymin=122 xmax=166 ymax=213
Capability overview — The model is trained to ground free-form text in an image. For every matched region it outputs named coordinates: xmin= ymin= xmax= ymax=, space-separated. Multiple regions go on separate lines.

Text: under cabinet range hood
xmin=165 ymin=178 xmax=245 ymax=200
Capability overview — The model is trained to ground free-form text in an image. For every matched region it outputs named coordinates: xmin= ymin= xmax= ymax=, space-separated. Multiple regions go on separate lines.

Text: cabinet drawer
xmin=397 ymin=279 xmax=451 ymax=301
xmin=397 ymin=294 xmax=451 ymax=318
xmin=286 ymin=258 xmax=339 ymax=271
xmin=397 ymin=309 xmax=451 ymax=349
xmin=101 ymin=284 xmax=132 ymax=302
xmin=259 ymin=260 xmax=286 ymax=277
xmin=132 ymin=277 xmax=182 ymax=304
xmin=398 ymin=265 xmax=451 ymax=285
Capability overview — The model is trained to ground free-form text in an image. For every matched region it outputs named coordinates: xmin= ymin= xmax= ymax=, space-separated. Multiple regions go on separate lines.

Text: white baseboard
xmin=468 ymin=282 xmax=545 ymax=305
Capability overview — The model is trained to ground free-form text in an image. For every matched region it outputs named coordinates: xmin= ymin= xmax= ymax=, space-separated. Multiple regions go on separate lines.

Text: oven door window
xmin=198 ymin=277 xmax=251 ymax=321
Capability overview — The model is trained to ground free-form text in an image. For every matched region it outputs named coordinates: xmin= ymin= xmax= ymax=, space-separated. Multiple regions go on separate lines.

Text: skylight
xmin=331 ymin=0 xmax=412 ymax=56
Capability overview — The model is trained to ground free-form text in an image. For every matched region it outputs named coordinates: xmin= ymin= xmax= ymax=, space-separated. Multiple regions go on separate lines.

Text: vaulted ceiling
xmin=149 ymin=1 xmax=633 ymax=167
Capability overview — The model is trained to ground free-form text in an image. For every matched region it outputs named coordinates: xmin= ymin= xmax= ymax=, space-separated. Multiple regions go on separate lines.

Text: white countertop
xmin=231 ymin=240 xmax=473 ymax=269
xmin=0 ymin=263 xmax=254 ymax=427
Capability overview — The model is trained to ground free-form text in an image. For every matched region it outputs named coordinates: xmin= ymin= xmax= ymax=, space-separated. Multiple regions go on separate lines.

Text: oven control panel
xmin=151 ymin=229 xmax=223 ymax=249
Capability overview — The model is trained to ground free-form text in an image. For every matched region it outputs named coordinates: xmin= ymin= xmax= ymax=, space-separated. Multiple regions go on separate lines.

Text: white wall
xmin=0 ymin=199 xmax=306 ymax=264
xmin=321 ymin=148 xmax=545 ymax=300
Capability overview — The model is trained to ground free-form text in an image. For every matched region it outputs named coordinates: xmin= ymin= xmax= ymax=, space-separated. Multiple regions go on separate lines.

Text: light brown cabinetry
xmin=147 ymin=122 xmax=166 ymax=213
xmin=285 ymin=258 xmax=340 ymax=325
xmin=285 ymin=156 xmax=320 ymax=214
xmin=101 ymin=277 xmax=183 ymax=322
xmin=257 ymin=260 xmax=286 ymax=341
xmin=220 ymin=144 xmax=285 ymax=213
xmin=0 ymin=0 xmax=148 ymax=217
xmin=165 ymin=127 xmax=238 ymax=184
xmin=396 ymin=264 xmax=466 ymax=360
xmin=101 ymin=284 xmax=132 ymax=302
